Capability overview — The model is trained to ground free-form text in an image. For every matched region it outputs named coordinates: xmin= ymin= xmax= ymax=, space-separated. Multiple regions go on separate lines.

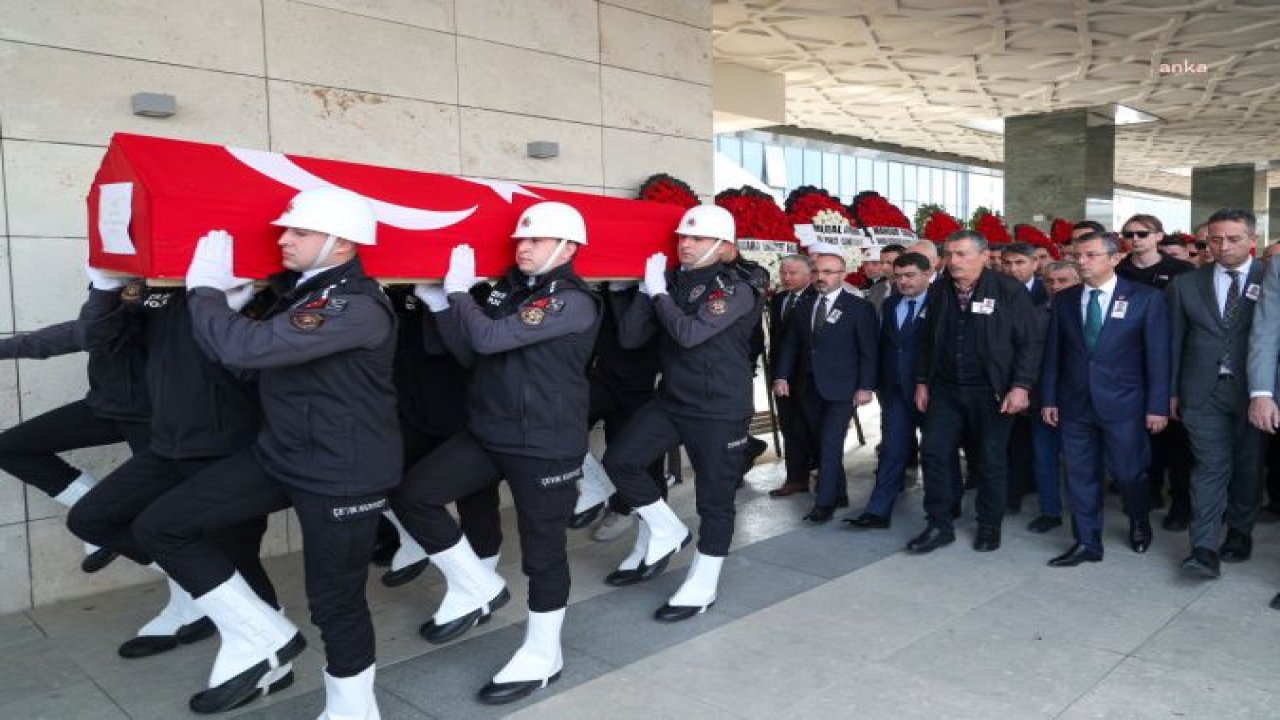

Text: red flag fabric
xmin=87 ymin=133 xmax=685 ymax=280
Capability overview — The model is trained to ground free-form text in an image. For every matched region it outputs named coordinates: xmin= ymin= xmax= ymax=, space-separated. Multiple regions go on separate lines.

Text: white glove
xmin=413 ymin=283 xmax=449 ymax=312
xmin=444 ymin=244 xmax=477 ymax=295
xmin=641 ymin=253 xmax=668 ymax=297
xmin=226 ymin=283 xmax=256 ymax=312
xmin=85 ymin=262 xmax=125 ymax=291
xmin=608 ymin=280 xmax=639 ymax=292
xmin=186 ymin=230 xmax=251 ymax=292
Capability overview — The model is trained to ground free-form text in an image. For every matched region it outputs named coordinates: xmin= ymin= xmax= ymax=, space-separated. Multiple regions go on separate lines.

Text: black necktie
xmin=903 ymin=298 xmax=917 ymax=330
xmin=813 ymin=295 xmax=828 ymax=335
xmin=782 ymin=293 xmax=796 ymax=322
xmin=1224 ymin=271 xmax=1241 ymax=327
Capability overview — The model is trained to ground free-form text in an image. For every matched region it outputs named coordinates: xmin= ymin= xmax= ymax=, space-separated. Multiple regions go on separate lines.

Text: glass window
xmin=857 ymin=158 xmax=873 ymax=194
xmin=741 ymin=141 xmax=764 ymax=181
xmin=873 ymin=161 xmax=889 ymax=195
xmin=764 ymin=145 xmax=788 ymax=187
xmin=917 ymin=167 xmax=932 ymax=203
xmin=932 ymin=169 xmax=945 ymax=209
xmin=823 ymin=152 xmax=840 ymax=194
xmin=903 ymin=165 xmax=917 ymax=202
xmin=803 ymin=149 xmax=822 ymax=186
xmin=945 ymin=171 xmax=959 ymax=213
xmin=840 ymin=155 xmax=856 ymax=199
xmin=888 ymin=162 xmax=904 ymax=205
xmin=784 ymin=146 xmax=803 ymax=192
xmin=718 ymin=136 xmax=742 ymax=165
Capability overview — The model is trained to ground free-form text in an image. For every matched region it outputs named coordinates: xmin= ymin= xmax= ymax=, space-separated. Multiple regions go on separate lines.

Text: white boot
xmin=634 ymin=499 xmax=690 ymax=568
xmin=53 ymin=472 xmax=108 ymax=562
xmin=118 ymin=574 xmax=214 ymax=658
xmin=189 ymin=573 xmax=305 ymax=714
xmin=477 ymin=609 xmax=564 ymax=705
xmin=317 ymin=664 xmax=380 ymax=720
xmin=420 ymin=538 xmax=509 ymax=644
xmin=592 ymin=509 xmax=636 ymax=542
xmin=480 ymin=553 xmax=500 ymax=572
xmin=574 ymin=453 xmax=615 ymax=515
xmin=605 ymin=519 xmax=650 ymax=583
xmin=379 ymin=511 xmax=429 ymax=587
xmin=655 ymin=552 xmax=723 ymax=622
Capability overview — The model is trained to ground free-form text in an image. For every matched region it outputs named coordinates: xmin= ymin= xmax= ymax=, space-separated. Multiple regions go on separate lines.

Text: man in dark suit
xmin=1041 ymin=231 xmax=1171 ymax=566
xmin=1000 ymin=242 xmax=1049 ymax=513
xmin=766 ymin=254 xmax=818 ymax=498
xmin=846 ymin=252 xmax=931 ymax=528
xmin=909 ymin=230 xmax=1041 ymax=553
xmin=773 ymin=245 xmax=878 ymax=523
xmin=865 ymin=243 xmax=905 ymax=315
xmin=1001 ymin=242 xmax=1049 ymax=306
xmin=1172 ymin=209 xmax=1265 ymax=579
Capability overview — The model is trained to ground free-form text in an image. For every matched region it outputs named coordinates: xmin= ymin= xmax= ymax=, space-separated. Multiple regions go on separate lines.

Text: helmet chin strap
xmin=305 ymin=234 xmax=341 ymax=273
xmin=688 ymin=239 xmax=723 ymax=270
xmin=531 ymin=239 xmax=569 ymax=277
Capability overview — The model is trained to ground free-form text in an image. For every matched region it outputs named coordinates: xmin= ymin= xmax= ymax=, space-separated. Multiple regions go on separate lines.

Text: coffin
xmin=87 ymin=133 xmax=685 ymax=280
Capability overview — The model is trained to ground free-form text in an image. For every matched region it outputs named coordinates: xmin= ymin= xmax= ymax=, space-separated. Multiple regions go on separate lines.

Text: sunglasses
xmin=1121 ymin=230 xmax=1153 ymax=239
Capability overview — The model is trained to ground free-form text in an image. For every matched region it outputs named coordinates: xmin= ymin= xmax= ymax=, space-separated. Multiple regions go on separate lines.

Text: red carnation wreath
xmin=784 ymin=185 xmax=855 ymax=227
xmin=1014 ymin=224 xmax=1061 ymax=260
xmin=849 ymin=191 xmax=912 ymax=231
xmin=970 ymin=207 xmax=1012 ymax=245
xmin=637 ymin=173 xmax=699 ymax=209
xmin=1049 ymin=218 xmax=1074 ymax=246
xmin=921 ymin=208 xmax=963 ymax=243
xmin=716 ymin=186 xmax=797 ymax=284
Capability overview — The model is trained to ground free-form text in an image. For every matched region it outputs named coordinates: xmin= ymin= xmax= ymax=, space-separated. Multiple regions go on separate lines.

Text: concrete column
xmin=1191 ymin=163 xmax=1267 ymax=234
xmin=1269 ymin=187 xmax=1280 ymax=245
xmin=1003 ymin=107 xmax=1114 ymax=229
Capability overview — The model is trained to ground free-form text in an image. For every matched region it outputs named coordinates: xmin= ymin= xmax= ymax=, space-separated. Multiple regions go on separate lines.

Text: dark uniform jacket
xmin=187 ymin=258 xmax=401 ymax=497
xmin=591 ymin=286 xmax=661 ymax=397
xmin=4 ymin=296 xmax=150 ymax=423
xmin=437 ymin=262 xmax=601 ymax=460
xmin=386 ymin=286 xmax=469 ymax=440
xmin=81 ymin=285 xmax=259 ymax=459
xmin=618 ymin=261 xmax=764 ymax=420
xmin=915 ymin=268 xmax=1042 ymax=396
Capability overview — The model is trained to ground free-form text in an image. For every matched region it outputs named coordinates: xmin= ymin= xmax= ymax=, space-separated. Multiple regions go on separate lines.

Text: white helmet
xmin=271 ymin=187 xmax=377 ymax=245
xmin=511 ymin=202 xmax=587 ymax=245
xmin=677 ymin=204 xmax=736 ymax=244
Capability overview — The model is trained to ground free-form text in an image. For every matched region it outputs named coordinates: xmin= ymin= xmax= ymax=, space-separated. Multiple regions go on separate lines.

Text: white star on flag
xmin=461 ymin=177 xmax=544 ymax=203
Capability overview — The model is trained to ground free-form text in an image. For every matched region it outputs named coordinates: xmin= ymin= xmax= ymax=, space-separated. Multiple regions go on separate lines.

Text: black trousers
xmin=392 ymin=431 xmax=579 ymax=612
xmin=1150 ymin=420 xmax=1192 ymax=514
xmin=777 ymin=391 xmax=816 ymax=485
xmin=0 ymin=399 xmax=149 ymax=496
xmin=921 ymin=382 xmax=1014 ymax=532
xmin=603 ymin=401 xmax=748 ymax=557
xmin=134 ymin=448 xmax=381 ymax=678
xmin=589 ymin=379 xmax=665 ymax=515
xmin=401 ymin=426 xmax=503 ymax=558
xmin=66 ymin=449 xmax=276 ymax=608
xmin=1007 ymin=414 xmax=1034 ymax=506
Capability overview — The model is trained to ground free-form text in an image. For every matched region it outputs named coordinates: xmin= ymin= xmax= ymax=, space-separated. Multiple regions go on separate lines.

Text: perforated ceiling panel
xmin=714 ymin=0 xmax=1280 ymax=196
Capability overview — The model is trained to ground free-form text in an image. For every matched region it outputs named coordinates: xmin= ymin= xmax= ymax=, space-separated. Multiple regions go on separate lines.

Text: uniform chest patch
xmin=706 ymin=288 xmax=728 ymax=315
xmin=120 ymin=281 xmax=145 ymax=302
xmin=520 ymin=307 xmax=545 ymax=325
xmin=291 ymin=311 xmax=325 ymax=330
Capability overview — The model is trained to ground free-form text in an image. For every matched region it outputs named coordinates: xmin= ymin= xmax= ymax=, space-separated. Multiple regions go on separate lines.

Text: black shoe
xmin=803 ymin=506 xmax=834 ymax=524
xmin=380 ymin=557 xmax=429 ymax=587
xmin=1048 ymin=544 xmax=1102 ymax=567
xmin=1161 ymin=512 xmax=1190 ymax=532
xmin=654 ymin=600 xmax=714 ymax=623
xmin=1220 ymin=529 xmax=1253 ymax=563
xmin=951 ymin=501 xmax=963 ymax=519
xmin=188 ymin=632 xmax=306 ymax=714
xmin=567 ymin=502 xmax=605 ymax=529
xmin=835 ymin=496 xmax=850 ymax=508
xmin=605 ymin=533 xmax=693 ymax=586
xmin=906 ymin=526 xmax=955 ymax=554
xmin=1129 ymin=521 xmax=1153 ymax=554
xmin=1271 ymin=592 xmax=1280 ymax=611
xmin=477 ymin=671 xmax=561 ymax=705
xmin=743 ymin=436 xmax=768 ymax=472
xmin=768 ymin=482 xmax=809 ymax=498
xmin=81 ymin=547 xmax=119 ymax=574
xmin=1026 ymin=515 xmax=1062 ymax=534
xmin=1180 ymin=547 xmax=1221 ymax=579
xmin=420 ymin=587 xmax=511 ymax=644
xmin=843 ymin=512 xmax=890 ymax=529
xmin=973 ymin=526 xmax=1001 ymax=552
xmin=118 ymin=617 xmax=216 ymax=659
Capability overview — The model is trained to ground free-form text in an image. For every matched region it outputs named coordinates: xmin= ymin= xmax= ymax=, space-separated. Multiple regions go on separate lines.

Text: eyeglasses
xmin=1078 ymin=251 xmax=1114 ymax=260
xmin=1188 ymin=252 xmax=1199 ymax=258
xmin=1120 ymin=230 xmax=1153 ymax=239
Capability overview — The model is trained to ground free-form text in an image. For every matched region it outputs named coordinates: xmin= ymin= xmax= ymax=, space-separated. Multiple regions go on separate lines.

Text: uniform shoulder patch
xmin=291 ymin=311 xmax=325 ymax=331
xmin=519 ymin=306 xmax=546 ymax=326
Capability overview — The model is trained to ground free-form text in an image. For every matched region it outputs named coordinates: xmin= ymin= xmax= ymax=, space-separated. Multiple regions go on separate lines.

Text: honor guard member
xmin=69 ymin=259 xmax=274 ymax=669
xmin=132 ymin=187 xmax=400 ymax=718
xmin=377 ymin=285 xmax=503 ymax=587
xmin=602 ymin=204 xmax=765 ymax=621
xmin=0 ymin=286 xmax=152 ymax=573
xmin=391 ymin=201 xmax=600 ymax=704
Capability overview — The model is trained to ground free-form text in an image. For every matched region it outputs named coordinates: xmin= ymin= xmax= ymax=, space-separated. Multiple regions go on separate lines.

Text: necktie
xmin=782 ymin=293 xmax=796 ymax=322
xmin=1084 ymin=289 xmax=1102 ymax=351
xmin=1220 ymin=271 xmax=1241 ymax=374
xmin=813 ymin=295 xmax=828 ymax=335
xmin=1224 ymin=271 xmax=1241 ymax=327
xmin=903 ymin=299 xmax=917 ymax=330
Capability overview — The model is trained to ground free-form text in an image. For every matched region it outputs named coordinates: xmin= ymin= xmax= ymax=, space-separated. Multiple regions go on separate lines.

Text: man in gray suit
xmin=865 ymin=244 xmax=904 ymax=315
xmin=1173 ymin=208 xmax=1265 ymax=579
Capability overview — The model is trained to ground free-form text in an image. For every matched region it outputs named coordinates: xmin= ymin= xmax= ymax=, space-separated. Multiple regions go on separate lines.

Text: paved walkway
xmin=3 ymin=430 xmax=1279 ymax=719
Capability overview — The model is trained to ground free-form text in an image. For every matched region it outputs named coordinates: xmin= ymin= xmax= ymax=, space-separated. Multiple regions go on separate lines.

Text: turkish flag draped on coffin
xmin=87 ymin=133 xmax=684 ymax=280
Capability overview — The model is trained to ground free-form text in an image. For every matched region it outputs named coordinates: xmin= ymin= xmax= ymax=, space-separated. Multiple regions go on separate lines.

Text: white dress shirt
xmin=1079 ymin=273 xmax=1119 ymax=326
xmin=1213 ymin=258 xmax=1253 ymax=316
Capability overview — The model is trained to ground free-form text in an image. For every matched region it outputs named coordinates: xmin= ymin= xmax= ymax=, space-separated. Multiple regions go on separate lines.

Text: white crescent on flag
xmin=225 ymin=146 xmax=477 ymax=231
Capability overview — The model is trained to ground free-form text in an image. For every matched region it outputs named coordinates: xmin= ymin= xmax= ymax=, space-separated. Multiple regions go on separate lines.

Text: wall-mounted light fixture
xmin=131 ymin=92 xmax=177 ymax=118
xmin=527 ymin=141 xmax=559 ymax=159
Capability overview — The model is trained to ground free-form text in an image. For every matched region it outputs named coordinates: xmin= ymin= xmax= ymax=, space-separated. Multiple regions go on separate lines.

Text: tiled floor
xmin=3 ymin=423 xmax=1280 ymax=720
